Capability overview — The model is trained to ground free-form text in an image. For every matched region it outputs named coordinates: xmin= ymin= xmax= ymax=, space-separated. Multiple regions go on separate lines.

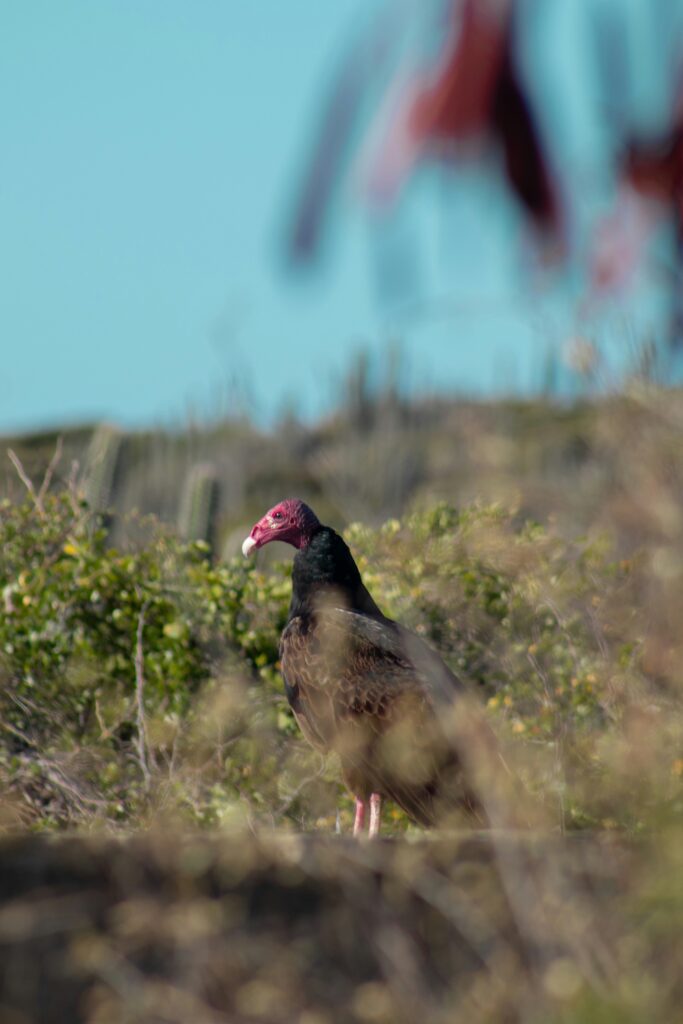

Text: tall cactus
xmin=178 ymin=462 xmax=221 ymax=554
xmin=83 ymin=424 xmax=125 ymax=517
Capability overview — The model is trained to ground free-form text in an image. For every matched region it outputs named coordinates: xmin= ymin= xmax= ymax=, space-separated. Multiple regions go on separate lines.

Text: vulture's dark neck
xmin=288 ymin=526 xmax=385 ymax=621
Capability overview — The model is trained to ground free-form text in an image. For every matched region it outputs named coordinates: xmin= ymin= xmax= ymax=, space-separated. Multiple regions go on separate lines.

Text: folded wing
xmin=280 ymin=606 xmax=475 ymax=824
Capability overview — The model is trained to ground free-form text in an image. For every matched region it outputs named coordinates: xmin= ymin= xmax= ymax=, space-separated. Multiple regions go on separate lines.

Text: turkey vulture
xmin=242 ymin=499 xmax=488 ymax=837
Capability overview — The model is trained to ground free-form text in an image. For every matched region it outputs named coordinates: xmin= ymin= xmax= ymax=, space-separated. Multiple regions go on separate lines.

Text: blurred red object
xmin=287 ymin=0 xmax=682 ymax=348
xmin=363 ymin=0 xmax=560 ymax=239
xmin=625 ymin=79 xmax=683 ymax=212
xmin=589 ymin=186 xmax=656 ymax=296
xmin=589 ymin=90 xmax=683 ymax=301
xmin=287 ymin=0 xmax=563 ymax=265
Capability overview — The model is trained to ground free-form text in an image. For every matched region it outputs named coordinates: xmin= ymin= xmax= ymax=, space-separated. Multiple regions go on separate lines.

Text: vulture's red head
xmin=242 ymin=499 xmax=321 ymax=556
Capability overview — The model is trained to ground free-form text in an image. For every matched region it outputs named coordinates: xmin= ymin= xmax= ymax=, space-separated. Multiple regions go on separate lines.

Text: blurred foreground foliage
xmin=0 ymin=479 xmax=681 ymax=837
xmin=0 ymin=829 xmax=668 ymax=1024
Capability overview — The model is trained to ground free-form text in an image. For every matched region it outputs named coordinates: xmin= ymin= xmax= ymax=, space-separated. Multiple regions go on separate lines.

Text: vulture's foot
xmin=352 ymin=798 xmax=366 ymax=836
xmin=369 ymin=793 xmax=382 ymax=838
xmin=352 ymin=794 xmax=382 ymax=837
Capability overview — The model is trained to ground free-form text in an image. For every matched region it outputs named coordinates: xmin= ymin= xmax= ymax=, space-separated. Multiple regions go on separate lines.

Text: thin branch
xmin=37 ymin=436 xmax=63 ymax=507
xmin=0 ymin=718 xmax=38 ymax=749
xmin=7 ymin=449 xmax=43 ymax=515
xmin=134 ymin=599 xmax=157 ymax=787
xmin=276 ymin=755 xmax=327 ymax=818
xmin=94 ymin=698 xmax=112 ymax=740
xmin=67 ymin=458 xmax=82 ymax=515
xmin=3 ymin=584 xmax=15 ymax=614
xmin=36 ymin=758 xmax=108 ymax=814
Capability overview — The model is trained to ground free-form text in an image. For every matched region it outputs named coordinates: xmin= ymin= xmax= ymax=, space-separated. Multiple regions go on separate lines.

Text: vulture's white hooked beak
xmin=242 ymin=535 xmax=257 ymax=557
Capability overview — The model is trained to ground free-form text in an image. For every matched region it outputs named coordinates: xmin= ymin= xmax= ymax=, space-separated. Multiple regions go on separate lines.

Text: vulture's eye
xmin=272 ymin=511 xmax=283 ymax=520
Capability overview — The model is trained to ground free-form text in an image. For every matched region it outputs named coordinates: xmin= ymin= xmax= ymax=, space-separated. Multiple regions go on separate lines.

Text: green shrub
xmin=0 ymin=488 xmax=679 ymax=833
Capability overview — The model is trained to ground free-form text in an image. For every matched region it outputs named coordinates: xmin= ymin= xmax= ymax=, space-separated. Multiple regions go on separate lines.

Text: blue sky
xmin=1 ymin=1 xmax=680 ymax=435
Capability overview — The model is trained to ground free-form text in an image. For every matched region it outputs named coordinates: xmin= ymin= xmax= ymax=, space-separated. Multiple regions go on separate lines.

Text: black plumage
xmin=243 ymin=500 xmax=484 ymax=834
xmin=286 ymin=524 xmax=481 ymax=831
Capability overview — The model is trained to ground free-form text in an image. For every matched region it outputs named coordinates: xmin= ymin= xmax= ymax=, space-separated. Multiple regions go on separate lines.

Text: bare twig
xmin=3 ymin=584 xmax=15 ymax=614
xmin=134 ymin=600 xmax=157 ymax=787
xmin=67 ymin=459 xmax=82 ymax=515
xmin=36 ymin=758 xmax=108 ymax=814
xmin=37 ymin=436 xmax=63 ymax=507
xmin=276 ymin=755 xmax=327 ymax=818
xmin=7 ymin=449 xmax=42 ymax=515
xmin=94 ymin=698 xmax=112 ymax=740
xmin=5 ymin=742 xmax=108 ymax=820
xmin=7 ymin=690 xmax=44 ymax=719
xmin=0 ymin=719 xmax=38 ymax=749
xmin=167 ymin=722 xmax=182 ymax=778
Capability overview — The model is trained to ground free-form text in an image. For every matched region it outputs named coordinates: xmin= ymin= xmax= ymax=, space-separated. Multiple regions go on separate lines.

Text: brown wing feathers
xmin=243 ymin=504 xmax=485 ymax=826
xmin=237 ymin=513 xmax=483 ymax=826
xmin=280 ymin=606 xmax=473 ymax=824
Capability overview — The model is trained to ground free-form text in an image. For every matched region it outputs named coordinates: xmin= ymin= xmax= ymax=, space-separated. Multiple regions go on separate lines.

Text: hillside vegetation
xmin=5 ymin=382 xmax=683 ymax=559
xmin=2 ymin=484 xmax=658 ymax=835
xmin=1 ymin=388 xmax=683 ymax=1022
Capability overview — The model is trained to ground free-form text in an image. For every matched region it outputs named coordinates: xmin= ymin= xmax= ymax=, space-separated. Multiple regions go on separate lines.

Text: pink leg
xmin=353 ymin=798 xmax=366 ymax=836
xmin=368 ymin=793 xmax=382 ymax=838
